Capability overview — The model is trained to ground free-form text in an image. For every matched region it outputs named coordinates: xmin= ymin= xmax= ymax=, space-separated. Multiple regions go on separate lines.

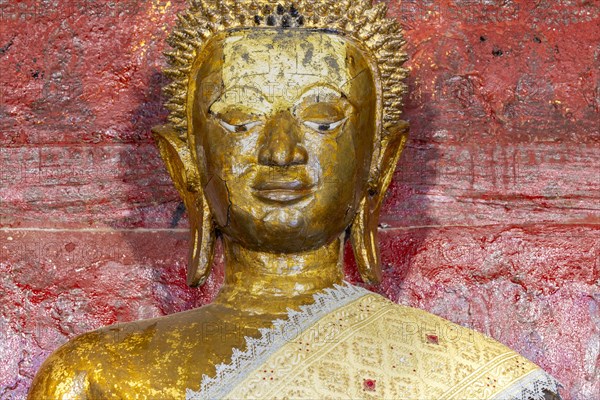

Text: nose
xmin=258 ymin=110 xmax=308 ymax=166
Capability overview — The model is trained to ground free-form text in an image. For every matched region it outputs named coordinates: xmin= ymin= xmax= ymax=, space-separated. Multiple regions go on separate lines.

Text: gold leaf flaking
xmin=163 ymin=0 xmax=408 ymax=140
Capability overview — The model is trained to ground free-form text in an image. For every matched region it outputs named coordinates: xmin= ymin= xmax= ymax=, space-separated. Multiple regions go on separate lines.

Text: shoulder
xmin=355 ymin=292 xmax=562 ymax=399
xmin=27 ymin=314 xmax=186 ymax=399
xmin=365 ymin=292 xmax=524 ymax=358
xmin=28 ymin=328 xmax=105 ymax=399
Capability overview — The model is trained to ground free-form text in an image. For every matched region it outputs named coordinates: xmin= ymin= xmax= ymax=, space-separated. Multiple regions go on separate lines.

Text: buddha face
xmin=191 ymin=29 xmax=378 ymax=253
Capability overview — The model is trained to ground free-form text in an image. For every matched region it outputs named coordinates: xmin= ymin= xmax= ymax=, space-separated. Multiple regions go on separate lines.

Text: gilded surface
xmin=26 ymin=1 xmax=563 ymax=399
xmin=26 ymin=0 xmax=432 ymax=398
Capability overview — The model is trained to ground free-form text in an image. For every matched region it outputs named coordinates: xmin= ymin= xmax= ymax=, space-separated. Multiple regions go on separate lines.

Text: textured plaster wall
xmin=1 ymin=1 xmax=599 ymax=399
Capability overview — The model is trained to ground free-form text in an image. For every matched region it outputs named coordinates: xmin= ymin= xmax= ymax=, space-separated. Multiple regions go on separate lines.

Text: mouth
xmin=252 ymin=180 xmax=315 ymax=203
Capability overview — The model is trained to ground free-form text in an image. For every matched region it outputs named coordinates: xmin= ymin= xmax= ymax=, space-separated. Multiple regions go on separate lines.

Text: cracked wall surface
xmin=1 ymin=1 xmax=599 ymax=399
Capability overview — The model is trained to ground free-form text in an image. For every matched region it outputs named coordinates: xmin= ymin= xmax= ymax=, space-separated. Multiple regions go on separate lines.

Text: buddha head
xmin=152 ymin=0 xmax=409 ymax=287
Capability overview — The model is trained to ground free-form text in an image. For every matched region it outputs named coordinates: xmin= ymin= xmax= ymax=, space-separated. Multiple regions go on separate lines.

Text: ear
xmin=372 ymin=120 xmax=410 ymax=209
xmin=350 ymin=120 xmax=409 ymax=284
xmin=152 ymin=124 xmax=215 ymax=287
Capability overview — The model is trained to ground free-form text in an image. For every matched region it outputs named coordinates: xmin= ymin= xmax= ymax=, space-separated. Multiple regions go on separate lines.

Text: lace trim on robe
xmin=186 ymin=282 xmax=369 ymax=400
xmin=187 ymin=282 xmax=562 ymax=400
xmin=491 ymin=368 xmax=562 ymax=400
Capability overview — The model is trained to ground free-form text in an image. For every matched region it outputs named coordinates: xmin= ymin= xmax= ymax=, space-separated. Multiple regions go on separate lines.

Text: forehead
xmin=195 ymin=29 xmax=374 ymax=106
xmin=222 ymin=30 xmax=352 ymax=91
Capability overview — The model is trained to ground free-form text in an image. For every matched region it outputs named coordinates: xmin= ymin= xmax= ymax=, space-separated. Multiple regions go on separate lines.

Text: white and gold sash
xmin=188 ymin=283 xmax=560 ymax=400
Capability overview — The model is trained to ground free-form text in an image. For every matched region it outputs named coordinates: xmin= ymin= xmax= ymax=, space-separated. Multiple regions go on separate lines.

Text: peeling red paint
xmin=0 ymin=1 xmax=599 ymax=399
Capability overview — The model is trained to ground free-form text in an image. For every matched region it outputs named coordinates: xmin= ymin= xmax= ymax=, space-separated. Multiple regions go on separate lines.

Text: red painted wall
xmin=1 ymin=1 xmax=598 ymax=399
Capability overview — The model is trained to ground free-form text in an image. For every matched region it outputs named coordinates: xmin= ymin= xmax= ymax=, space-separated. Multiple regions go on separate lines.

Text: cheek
xmin=200 ymin=122 xmax=230 ymax=177
xmin=199 ymin=122 xmax=258 ymax=179
xmin=318 ymin=112 xmax=374 ymax=209
xmin=332 ymin=131 xmax=358 ymax=183
xmin=304 ymin=126 xmax=358 ymax=192
xmin=351 ymin=109 xmax=376 ymax=187
xmin=195 ymin=123 xmax=261 ymax=226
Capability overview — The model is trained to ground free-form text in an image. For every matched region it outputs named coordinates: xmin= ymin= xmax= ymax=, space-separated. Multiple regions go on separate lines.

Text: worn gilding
xmin=28 ymin=1 xmax=409 ymax=398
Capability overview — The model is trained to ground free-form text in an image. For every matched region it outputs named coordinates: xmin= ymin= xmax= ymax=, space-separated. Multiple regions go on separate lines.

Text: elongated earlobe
xmin=184 ymin=191 xmax=215 ymax=287
xmin=152 ymin=124 xmax=215 ymax=287
xmin=350 ymin=195 xmax=382 ymax=284
xmin=350 ymin=120 xmax=410 ymax=285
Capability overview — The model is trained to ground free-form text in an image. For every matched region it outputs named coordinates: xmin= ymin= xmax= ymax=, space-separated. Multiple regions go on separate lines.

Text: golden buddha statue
xmin=29 ymin=1 xmax=561 ymax=399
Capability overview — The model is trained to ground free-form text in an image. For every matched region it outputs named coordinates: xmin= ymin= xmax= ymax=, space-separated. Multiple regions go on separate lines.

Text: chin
xmin=225 ymin=206 xmax=341 ymax=253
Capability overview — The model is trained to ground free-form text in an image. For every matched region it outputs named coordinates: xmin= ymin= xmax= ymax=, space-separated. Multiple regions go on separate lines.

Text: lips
xmin=252 ymin=179 xmax=315 ymax=203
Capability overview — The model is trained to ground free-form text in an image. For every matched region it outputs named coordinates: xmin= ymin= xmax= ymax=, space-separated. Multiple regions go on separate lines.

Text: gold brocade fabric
xmin=191 ymin=285 xmax=559 ymax=400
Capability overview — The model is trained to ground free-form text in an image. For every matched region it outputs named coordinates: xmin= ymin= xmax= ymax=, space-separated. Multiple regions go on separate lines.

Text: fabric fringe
xmin=492 ymin=368 xmax=563 ymax=400
xmin=186 ymin=282 xmax=369 ymax=400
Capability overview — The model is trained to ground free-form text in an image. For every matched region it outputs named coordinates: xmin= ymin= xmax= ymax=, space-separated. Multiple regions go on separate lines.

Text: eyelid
xmin=208 ymin=108 xmax=263 ymax=133
xmin=303 ymin=118 xmax=347 ymax=132
xmin=294 ymin=101 xmax=346 ymax=119
xmin=219 ymin=119 xmax=262 ymax=133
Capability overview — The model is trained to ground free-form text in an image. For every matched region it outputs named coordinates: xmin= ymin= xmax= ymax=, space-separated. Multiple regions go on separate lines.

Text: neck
xmin=214 ymin=235 xmax=345 ymax=315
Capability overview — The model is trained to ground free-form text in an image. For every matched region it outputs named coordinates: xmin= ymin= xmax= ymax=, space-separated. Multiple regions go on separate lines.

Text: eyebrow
xmin=209 ymin=81 xmax=358 ymax=111
xmin=293 ymin=84 xmax=347 ymax=106
xmin=298 ymin=66 xmax=372 ymax=100
xmin=209 ymin=85 xmax=271 ymax=110
xmin=295 ymin=81 xmax=368 ymax=114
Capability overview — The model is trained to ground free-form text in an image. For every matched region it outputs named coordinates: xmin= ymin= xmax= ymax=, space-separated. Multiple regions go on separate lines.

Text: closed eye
xmin=218 ymin=119 xmax=262 ymax=133
xmin=303 ymin=118 xmax=347 ymax=132
xmin=208 ymin=108 xmax=263 ymax=133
